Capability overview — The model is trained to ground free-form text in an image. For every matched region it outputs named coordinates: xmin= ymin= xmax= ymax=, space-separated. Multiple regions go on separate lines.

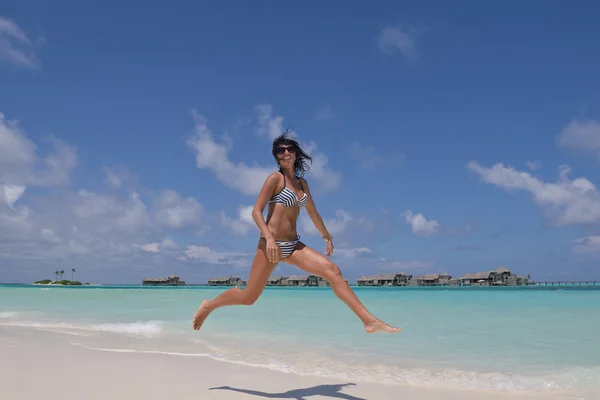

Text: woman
xmin=192 ymin=131 xmax=400 ymax=334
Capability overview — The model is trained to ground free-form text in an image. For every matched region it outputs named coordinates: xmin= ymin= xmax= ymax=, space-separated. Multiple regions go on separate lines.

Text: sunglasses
xmin=275 ymin=146 xmax=296 ymax=155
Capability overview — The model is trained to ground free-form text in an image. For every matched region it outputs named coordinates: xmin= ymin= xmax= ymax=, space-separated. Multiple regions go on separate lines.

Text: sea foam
xmin=0 ymin=320 xmax=164 ymax=338
xmin=0 ymin=311 xmax=19 ymax=318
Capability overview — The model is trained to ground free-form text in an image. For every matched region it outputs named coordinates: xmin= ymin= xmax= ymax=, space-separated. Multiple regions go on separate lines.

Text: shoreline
xmin=3 ymin=282 xmax=600 ymax=290
xmin=0 ymin=325 xmax=576 ymax=400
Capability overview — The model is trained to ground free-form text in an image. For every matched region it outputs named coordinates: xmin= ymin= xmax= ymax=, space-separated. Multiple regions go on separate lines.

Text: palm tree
xmin=71 ymin=268 xmax=76 ymax=281
xmin=60 ymin=270 xmax=65 ymax=280
xmin=54 ymin=270 xmax=59 ymax=281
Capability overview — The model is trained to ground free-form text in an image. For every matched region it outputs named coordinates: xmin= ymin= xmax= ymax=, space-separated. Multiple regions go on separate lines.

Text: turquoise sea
xmin=1 ymin=284 xmax=599 ymax=397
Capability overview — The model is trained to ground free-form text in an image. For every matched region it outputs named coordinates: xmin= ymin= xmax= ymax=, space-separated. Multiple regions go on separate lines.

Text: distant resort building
xmin=457 ymin=267 xmax=529 ymax=286
xmin=207 ymin=276 xmax=246 ymax=286
xmin=408 ymin=273 xmax=454 ymax=287
xmin=267 ymin=276 xmax=286 ymax=286
xmin=142 ymin=274 xmax=185 ymax=286
xmin=264 ymin=274 xmax=347 ymax=287
xmin=357 ymin=273 xmax=410 ymax=286
xmin=356 ymin=267 xmax=529 ymax=287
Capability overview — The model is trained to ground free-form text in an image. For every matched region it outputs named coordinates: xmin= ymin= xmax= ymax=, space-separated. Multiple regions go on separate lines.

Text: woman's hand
xmin=324 ymin=239 xmax=334 ymax=257
xmin=266 ymin=237 xmax=281 ymax=264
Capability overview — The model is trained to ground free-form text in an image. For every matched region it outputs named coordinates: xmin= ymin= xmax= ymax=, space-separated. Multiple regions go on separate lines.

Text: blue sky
xmin=1 ymin=0 xmax=600 ymax=284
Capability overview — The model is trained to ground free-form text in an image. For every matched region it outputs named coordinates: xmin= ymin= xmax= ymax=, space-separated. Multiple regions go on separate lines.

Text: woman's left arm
xmin=301 ymin=178 xmax=334 ymax=256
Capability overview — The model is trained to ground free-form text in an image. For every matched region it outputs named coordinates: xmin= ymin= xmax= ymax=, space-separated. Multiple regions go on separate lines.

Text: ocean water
xmin=1 ymin=284 xmax=599 ymax=397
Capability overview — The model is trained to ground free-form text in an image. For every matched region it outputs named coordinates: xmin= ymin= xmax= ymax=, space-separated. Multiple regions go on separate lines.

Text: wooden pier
xmin=529 ymin=281 xmax=599 ymax=286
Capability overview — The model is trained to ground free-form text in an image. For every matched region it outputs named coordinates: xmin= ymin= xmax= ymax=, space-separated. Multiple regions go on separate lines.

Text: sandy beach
xmin=0 ymin=325 xmax=580 ymax=400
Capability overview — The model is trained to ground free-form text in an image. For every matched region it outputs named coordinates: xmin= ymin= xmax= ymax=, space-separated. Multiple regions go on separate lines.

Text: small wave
xmin=0 ymin=320 xmax=164 ymax=338
xmin=0 ymin=311 xmax=19 ymax=318
xmin=90 ymin=321 xmax=163 ymax=337
xmin=71 ymin=343 xmax=212 ymax=357
xmin=71 ymin=343 xmax=304 ymax=373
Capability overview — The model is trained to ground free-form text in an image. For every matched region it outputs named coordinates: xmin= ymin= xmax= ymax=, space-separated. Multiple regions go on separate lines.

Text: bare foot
xmin=365 ymin=319 xmax=402 ymax=334
xmin=192 ymin=300 xmax=212 ymax=331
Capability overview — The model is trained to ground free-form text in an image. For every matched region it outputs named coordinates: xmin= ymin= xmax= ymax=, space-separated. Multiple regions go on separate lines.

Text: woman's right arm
xmin=252 ymin=173 xmax=279 ymax=239
xmin=253 ymin=173 xmax=281 ymax=263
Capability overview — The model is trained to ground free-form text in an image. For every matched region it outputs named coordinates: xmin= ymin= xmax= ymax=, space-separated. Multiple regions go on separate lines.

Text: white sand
xmin=0 ymin=326 xmax=579 ymax=400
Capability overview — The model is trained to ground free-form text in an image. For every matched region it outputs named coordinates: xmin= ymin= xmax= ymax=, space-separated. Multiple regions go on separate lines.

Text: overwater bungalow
xmin=489 ymin=267 xmax=512 ymax=285
xmin=276 ymin=274 xmax=342 ymax=287
xmin=458 ymin=267 xmax=528 ymax=286
xmin=447 ymin=278 xmax=461 ymax=286
xmin=357 ymin=273 xmax=410 ymax=286
xmin=267 ymin=276 xmax=287 ymax=286
xmin=284 ymin=274 xmax=319 ymax=286
xmin=317 ymin=277 xmax=332 ymax=287
xmin=421 ymin=273 xmax=441 ymax=286
xmin=439 ymin=273 xmax=452 ymax=286
xmin=506 ymin=275 xmax=530 ymax=286
xmin=407 ymin=275 xmax=423 ymax=286
xmin=142 ymin=274 xmax=185 ymax=286
xmin=461 ymin=271 xmax=495 ymax=286
xmin=207 ymin=276 xmax=246 ymax=286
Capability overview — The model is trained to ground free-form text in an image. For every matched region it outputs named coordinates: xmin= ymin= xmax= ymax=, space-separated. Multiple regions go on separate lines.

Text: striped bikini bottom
xmin=261 ymin=235 xmax=301 ymax=259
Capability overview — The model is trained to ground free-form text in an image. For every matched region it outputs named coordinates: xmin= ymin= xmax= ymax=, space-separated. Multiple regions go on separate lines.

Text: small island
xmin=34 ymin=268 xmax=89 ymax=286
xmin=34 ymin=279 xmax=88 ymax=286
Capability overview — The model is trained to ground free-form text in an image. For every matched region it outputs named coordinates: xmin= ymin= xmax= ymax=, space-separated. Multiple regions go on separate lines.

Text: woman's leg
xmin=192 ymin=240 xmax=277 ymax=330
xmin=284 ymin=242 xmax=401 ymax=333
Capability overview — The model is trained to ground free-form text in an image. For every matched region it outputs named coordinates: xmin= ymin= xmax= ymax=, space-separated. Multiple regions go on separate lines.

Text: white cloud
xmin=572 ymin=236 xmax=600 ymax=256
xmin=254 ymin=104 xmax=287 ymax=140
xmin=0 ymin=16 xmax=39 ymax=68
xmin=402 ymin=210 xmax=440 ymax=236
xmin=186 ymin=111 xmax=274 ymax=196
xmin=153 ymin=189 xmax=203 ymax=230
xmin=104 ymin=168 xmax=123 ymax=188
xmin=180 ymin=245 xmax=250 ymax=269
xmin=526 ymin=160 xmax=542 ymax=171
xmin=334 ymin=247 xmax=373 ymax=258
xmin=557 ymin=119 xmax=600 ymax=158
xmin=219 ymin=204 xmax=256 ymax=236
xmin=73 ymin=190 xmax=150 ymax=235
xmin=160 ymin=236 xmax=179 ymax=250
xmin=133 ymin=242 xmax=160 ymax=253
xmin=103 ymin=166 xmax=136 ymax=189
xmin=300 ymin=209 xmax=375 ymax=239
xmin=237 ymin=204 xmax=254 ymax=225
xmin=0 ymin=112 xmax=78 ymax=187
xmin=468 ymin=161 xmax=600 ymax=226
xmin=1 ymin=184 xmax=26 ymax=209
xmin=377 ymin=26 xmax=419 ymax=61
xmin=132 ymin=237 xmax=179 ymax=254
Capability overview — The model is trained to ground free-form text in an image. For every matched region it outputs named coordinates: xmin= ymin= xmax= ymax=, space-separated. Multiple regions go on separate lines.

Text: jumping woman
xmin=192 ymin=131 xmax=401 ymax=334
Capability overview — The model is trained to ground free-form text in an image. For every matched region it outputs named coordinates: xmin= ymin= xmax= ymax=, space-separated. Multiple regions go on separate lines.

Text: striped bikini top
xmin=268 ymin=172 xmax=308 ymax=208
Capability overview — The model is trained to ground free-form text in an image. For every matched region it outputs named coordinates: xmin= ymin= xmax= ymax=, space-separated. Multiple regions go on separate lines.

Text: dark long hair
xmin=272 ymin=127 xmax=312 ymax=178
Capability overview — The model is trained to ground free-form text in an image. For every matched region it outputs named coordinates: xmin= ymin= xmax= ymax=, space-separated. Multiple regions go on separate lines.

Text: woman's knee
xmin=323 ymin=261 xmax=343 ymax=282
xmin=240 ymin=289 xmax=260 ymax=305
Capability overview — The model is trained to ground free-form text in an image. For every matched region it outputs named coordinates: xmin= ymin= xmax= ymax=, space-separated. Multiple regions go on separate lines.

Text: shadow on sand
xmin=209 ymin=383 xmax=367 ymax=400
